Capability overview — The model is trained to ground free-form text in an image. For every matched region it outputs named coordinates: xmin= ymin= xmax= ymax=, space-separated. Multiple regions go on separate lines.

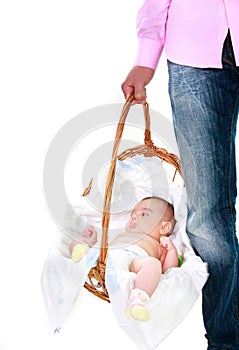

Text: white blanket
xmin=41 ymin=155 xmax=208 ymax=348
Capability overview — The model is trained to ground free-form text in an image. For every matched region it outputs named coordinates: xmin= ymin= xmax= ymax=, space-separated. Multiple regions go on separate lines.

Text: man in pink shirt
xmin=121 ymin=1 xmax=239 ymax=349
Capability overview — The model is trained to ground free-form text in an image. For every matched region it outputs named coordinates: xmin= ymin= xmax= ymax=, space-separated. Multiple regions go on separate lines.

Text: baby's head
xmin=126 ymin=196 xmax=175 ymax=237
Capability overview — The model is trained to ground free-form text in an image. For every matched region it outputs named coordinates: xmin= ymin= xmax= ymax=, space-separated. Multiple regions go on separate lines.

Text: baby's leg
xmin=130 ymin=257 xmax=162 ymax=296
xmin=127 ymin=257 xmax=162 ymax=321
xmin=69 ymin=240 xmax=89 ymax=262
xmin=69 ymin=226 xmax=97 ymax=262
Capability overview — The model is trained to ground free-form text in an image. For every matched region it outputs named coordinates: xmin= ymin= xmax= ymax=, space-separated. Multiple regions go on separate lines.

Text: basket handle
xmin=99 ymin=96 xmax=153 ymax=265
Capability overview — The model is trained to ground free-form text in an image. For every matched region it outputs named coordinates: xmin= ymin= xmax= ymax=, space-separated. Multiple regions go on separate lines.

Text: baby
xmin=69 ymin=197 xmax=179 ymax=321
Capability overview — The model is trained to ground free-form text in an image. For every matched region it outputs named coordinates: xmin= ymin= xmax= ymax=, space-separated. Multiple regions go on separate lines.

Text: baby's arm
xmin=160 ymin=236 xmax=178 ymax=273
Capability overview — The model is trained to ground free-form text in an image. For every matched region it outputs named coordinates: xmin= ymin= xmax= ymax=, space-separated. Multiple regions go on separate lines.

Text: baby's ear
xmin=160 ymin=221 xmax=172 ymax=235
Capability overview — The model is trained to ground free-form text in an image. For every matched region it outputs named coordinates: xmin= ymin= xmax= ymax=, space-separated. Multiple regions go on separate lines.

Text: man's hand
xmin=121 ymin=66 xmax=155 ymax=104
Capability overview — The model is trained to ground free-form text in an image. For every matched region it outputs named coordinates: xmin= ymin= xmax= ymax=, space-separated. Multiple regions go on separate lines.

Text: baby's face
xmin=126 ymin=198 xmax=166 ymax=235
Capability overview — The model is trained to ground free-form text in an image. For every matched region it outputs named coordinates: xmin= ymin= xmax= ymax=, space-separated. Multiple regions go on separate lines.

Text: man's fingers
xmin=121 ymin=78 xmax=147 ymax=104
xmin=121 ymin=83 xmax=134 ymax=100
xmin=121 ymin=85 xmax=147 ymax=104
xmin=134 ymin=88 xmax=147 ymax=104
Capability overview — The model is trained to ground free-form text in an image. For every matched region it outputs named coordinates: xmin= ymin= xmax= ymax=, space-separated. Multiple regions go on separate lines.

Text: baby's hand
xmin=82 ymin=225 xmax=97 ymax=247
xmin=160 ymin=236 xmax=174 ymax=251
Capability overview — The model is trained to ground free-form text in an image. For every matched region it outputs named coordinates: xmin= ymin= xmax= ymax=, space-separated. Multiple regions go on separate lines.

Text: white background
xmin=1 ymin=0 xmax=236 ymax=349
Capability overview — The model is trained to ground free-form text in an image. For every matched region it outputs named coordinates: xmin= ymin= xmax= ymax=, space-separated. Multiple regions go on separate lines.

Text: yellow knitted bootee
xmin=71 ymin=244 xmax=89 ymax=262
xmin=126 ymin=288 xmax=150 ymax=321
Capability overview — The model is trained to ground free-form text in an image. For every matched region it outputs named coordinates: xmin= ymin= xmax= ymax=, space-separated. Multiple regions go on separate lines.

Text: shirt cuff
xmin=134 ymin=38 xmax=163 ymax=70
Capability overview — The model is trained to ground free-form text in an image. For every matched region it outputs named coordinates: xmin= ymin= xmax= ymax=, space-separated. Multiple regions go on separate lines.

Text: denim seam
xmin=228 ymin=91 xmax=239 ymax=322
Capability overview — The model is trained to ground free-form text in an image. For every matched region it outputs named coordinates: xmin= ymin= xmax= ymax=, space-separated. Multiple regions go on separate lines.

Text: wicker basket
xmin=82 ymin=96 xmax=182 ymax=302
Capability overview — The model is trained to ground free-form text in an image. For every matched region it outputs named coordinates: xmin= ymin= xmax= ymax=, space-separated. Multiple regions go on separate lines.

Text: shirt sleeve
xmin=134 ymin=0 xmax=172 ymax=70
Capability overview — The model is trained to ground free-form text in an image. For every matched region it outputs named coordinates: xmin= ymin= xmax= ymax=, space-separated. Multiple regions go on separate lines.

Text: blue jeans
xmin=168 ymin=32 xmax=239 ymax=350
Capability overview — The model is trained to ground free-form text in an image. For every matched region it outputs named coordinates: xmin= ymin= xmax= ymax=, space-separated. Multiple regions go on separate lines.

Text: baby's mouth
xmin=128 ymin=221 xmax=137 ymax=228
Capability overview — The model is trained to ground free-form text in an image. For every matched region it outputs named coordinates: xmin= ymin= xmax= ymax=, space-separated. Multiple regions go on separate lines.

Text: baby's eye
xmin=141 ymin=211 xmax=149 ymax=217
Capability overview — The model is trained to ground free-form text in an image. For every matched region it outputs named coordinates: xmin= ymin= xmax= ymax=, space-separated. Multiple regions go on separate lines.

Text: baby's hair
xmin=141 ymin=196 xmax=176 ymax=233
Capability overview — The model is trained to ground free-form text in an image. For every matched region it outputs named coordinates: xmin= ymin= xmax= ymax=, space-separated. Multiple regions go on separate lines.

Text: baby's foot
xmin=126 ymin=289 xmax=150 ymax=321
xmin=71 ymin=244 xmax=89 ymax=262
xmin=126 ymin=300 xmax=150 ymax=321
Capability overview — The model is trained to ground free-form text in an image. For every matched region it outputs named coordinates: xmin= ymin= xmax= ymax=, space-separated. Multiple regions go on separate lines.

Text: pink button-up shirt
xmin=135 ymin=0 xmax=239 ymax=69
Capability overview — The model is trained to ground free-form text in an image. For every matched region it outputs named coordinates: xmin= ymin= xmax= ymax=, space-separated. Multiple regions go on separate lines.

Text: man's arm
xmin=121 ymin=0 xmax=172 ymax=103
